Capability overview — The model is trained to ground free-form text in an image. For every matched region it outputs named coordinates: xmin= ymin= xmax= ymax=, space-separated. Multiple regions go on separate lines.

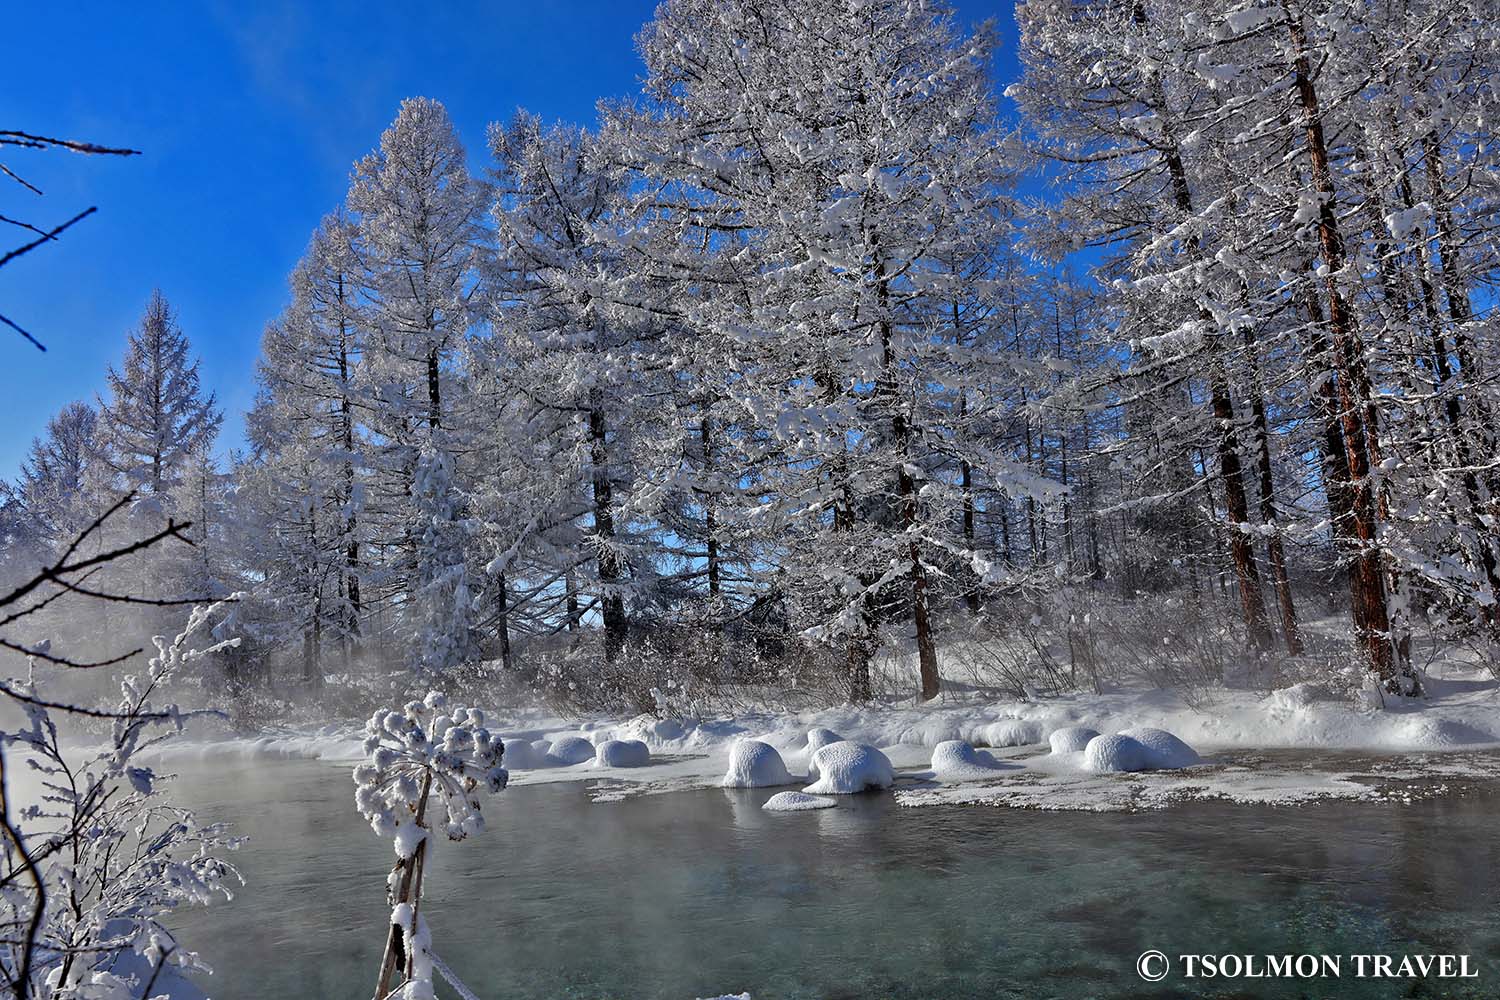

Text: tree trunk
xmin=700 ymin=415 xmax=721 ymax=598
xmin=496 ymin=570 xmax=512 ymax=671
xmin=588 ymin=405 xmax=627 ymax=660
xmin=1242 ymin=334 xmax=1303 ymax=654
xmin=1285 ymin=9 xmax=1410 ymax=692
xmin=876 ymin=249 xmax=939 ymax=701
xmin=1161 ymin=143 xmax=1273 ymax=649
xmin=426 ymin=346 xmax=441 ymax=430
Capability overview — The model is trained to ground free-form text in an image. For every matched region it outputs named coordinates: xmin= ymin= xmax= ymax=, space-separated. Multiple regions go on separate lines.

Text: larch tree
xmin=348 ymin=97 xmax=487 ymax=672
xmin=95 ymin=289 xmax=221 ymax=503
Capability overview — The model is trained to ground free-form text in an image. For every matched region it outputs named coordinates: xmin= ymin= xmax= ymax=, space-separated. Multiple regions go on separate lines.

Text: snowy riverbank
xmin=143 ymin=663 xmax=1500 ymax=811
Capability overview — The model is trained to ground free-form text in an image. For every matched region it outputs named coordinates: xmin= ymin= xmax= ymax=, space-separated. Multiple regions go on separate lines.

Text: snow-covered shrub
xmin=594 ymin=738 xmax=651 ymax=767
xmin=1048 ymin=726 xmax=1100 ymax=754
xmin=353 ymin=692 xmax=508 ymax=842
xmin=802 ymin=741 xmax=895 ymax=794
xmin=1081 ymin=733 xmax=1152 ymax=773
xmin=1117 ymin=727 xmax=1201 ymax=768
xmin=1 ymin=602 xmax=243 ymax=998
xmin=929 ymin=740 xmax=1006 ymax=780
xmin=546 ymin=735 xmax=597 ymax=765
xmin=722 ymin=739 xmax=795 ymax=788
xmin=353 ymin=691 xmax=507 ymax=999
xmin=762 ymin=791 xmax=837 ymax=811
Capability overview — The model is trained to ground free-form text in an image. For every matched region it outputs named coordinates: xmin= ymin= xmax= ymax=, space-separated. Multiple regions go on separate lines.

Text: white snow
xmin=1048 ymin=726 xmax=1100 ymax=754
xmin=762 ymin=791 xmax=837 ymax=812
xmin=593 ymin=739 xmax=651 ymax=768
xmin=802 ymin=727 xmax=846 ymax=780
xmin=802 ymin=741 xmax=895 ymax=794
xmin=978 ymin=720 xmax=1043 ymax=747
xmin=721 ymin=739 xmax=796 ymax=788
xmin=546 ymin=736 xmax=597 ymax=766
xmin=502 ymin=738 xmax=545 ymax=770
xmin=1081 ymin=733 xmax=1152 ymax=773
xmin=393 ymin=819 xmax=427 ymax=861
xmin=1118 ymin=727 xmax=1201 ymax=768
xmin=145 ymin=657 xmax=1500 ymax=812
xmin=928 ymin=740 xmax=1008 ymax=781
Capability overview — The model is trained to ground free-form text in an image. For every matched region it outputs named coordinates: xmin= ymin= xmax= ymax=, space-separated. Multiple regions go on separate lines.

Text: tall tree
xmin=95 ymin=290 xmax=220 ymax=501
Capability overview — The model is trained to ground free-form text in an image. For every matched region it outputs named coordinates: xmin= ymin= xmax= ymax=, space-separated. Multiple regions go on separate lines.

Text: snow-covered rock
xmin=979 ymin=720 xmax=1043 ymax=747
xmin=547 ymin=736 xmax=597 ymax=766
xmin=721 ymin=739 xmax=795 ymax=788
xmin=1081 ymin=734 xmax=1152 ymax=773
xmin=1118 ymin=727 xmax=1201 ymax=769
xmin=502 ymin=738 xmax=545 ymax=770
xmin=802 ymin=741 xmax=894 ymax=794
xmin=929 ymin=740 xmax=1005 ymax=781
xmin=1048 ymin=726 xmax=1100 ymax=755
xmin=762 ymin=791 xmax=837 ymax=812
xmin=594 ymin=739 xmax=651 ymax=768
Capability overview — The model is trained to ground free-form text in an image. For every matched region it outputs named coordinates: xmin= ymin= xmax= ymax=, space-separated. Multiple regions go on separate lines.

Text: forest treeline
xmin=5 ymin=0 xmax=1497 ymax=712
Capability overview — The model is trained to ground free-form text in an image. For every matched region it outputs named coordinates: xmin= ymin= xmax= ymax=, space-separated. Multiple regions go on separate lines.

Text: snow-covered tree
xmin=16 ymin=400 xmax=101 ymax=550
xmin=95 ymin=290 xmax=220 ymax=502
xmin=348 ymin=97 xmax=486 ymax=672
xmin=617 ymin=0 xmax=1049 ymax=699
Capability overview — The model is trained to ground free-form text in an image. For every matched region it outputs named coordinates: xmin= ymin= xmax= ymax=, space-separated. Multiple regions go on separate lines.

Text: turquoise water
xmin=168 ymin=757 xmax=1500 ymax=999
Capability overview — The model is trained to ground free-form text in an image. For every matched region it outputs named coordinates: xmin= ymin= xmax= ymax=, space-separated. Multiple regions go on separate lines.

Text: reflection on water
xmin=167 ymin=757 xmax=1500 ymax=999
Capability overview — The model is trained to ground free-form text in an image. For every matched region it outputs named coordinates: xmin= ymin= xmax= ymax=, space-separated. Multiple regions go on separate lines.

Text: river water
xmin=167 ymin=756 xmax=1500 ymax=999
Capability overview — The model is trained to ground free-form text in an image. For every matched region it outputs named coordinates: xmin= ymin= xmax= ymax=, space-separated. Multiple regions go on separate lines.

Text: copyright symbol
xmin=1137 ymin=950 xmax=1169 ymax=982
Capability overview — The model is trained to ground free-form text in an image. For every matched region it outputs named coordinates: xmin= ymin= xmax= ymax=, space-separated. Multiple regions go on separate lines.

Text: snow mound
xmin=1048 ymin=727 xmax=1100 ymax=754
xmin=1397 ymin=716 xmax=1497 ymax=749
xmin=1081 ymin=734 xmax=1152 ymax=773
xmin=594 ymin=738 xmax=651 ymax=768
xmin=929 ymin=740 xmax=1006 ymax=781
xmin=547 ymin=736 xmax=597 ymax=766
xmin=502 ymin=738 xmax=545 ymax=770
xmin=979 ymin=720 xmax=1043 ymax=747
xmin=1118 ymin=727 xmax=1201 ymax=768
xmin=762 ymin=791 xmax=837 ymax=812
xmin=803 ymin=741 xmax=894 ymax=794
xmin=803 ymin=727 xmax=844 ymax=780
xmin=722 ymin=740 xmax=796 ymax=788
xmin=1266 ymin=682 xmax=1336 ymax=711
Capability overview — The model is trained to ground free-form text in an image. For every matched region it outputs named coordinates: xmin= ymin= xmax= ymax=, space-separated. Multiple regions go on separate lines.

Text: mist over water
xmin=167 ymin=756 xmax=1500 ymax=1000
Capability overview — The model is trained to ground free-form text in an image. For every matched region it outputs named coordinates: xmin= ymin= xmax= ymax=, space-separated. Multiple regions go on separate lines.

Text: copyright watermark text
xmin=1137 ymin=952 xmax=1479 ymax=982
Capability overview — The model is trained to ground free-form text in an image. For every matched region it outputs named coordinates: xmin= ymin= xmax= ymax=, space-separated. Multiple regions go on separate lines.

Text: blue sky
xmin=2 ymin=0 xmax=1021 ymax=479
